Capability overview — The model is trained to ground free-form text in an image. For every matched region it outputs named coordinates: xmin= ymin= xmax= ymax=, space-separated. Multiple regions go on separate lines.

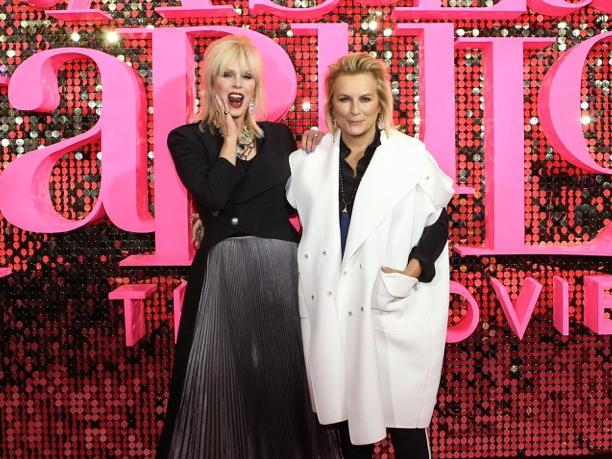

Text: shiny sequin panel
xmin=0 ymin=1 xmax=611 ymax=458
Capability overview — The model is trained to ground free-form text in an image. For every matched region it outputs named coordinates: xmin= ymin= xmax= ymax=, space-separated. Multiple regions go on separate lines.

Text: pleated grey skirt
xmin=168 ymin=236 xmax=340 ymax=459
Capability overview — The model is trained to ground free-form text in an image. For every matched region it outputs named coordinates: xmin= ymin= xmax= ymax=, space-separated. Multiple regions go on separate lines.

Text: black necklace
xmin=338 ymin=157 xmax=360 ymax=214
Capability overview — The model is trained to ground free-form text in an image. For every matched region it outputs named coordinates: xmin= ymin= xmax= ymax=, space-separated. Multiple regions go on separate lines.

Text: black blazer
xmin=167 ymin=121 xmax=300 ymax=255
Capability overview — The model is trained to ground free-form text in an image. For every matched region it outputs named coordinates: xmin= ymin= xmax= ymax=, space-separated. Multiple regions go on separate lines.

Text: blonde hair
xmin=197 ymin=35 xmax=265 ymax=138
xmin=324 ymin=53 xmax=394 ymax=135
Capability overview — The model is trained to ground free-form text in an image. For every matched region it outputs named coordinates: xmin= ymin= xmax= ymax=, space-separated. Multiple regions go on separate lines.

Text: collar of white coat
xmin=340 ymin=128 xmax=437 ymax=265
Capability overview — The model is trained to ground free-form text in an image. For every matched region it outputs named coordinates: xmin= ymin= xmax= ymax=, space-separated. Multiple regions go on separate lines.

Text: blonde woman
xmin=157 ymin=35 xmax=339 ymax=459
xmin=287 ymin=53 xmax=454 ymax=458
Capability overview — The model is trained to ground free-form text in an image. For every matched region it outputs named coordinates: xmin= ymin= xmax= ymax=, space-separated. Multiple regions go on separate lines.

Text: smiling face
xmin=331 ymin=72 xmax=380 ymax=144
xmin=212 ymin=59 xmax=256 ymax=122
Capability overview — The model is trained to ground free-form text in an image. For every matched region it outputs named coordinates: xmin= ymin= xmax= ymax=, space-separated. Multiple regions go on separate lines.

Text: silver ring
xmin=223 ymin=110 xmax=229 ymax=115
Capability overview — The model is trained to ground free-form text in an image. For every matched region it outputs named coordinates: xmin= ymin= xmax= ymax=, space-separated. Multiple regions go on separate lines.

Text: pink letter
xmin=583 ymin=275 xmax=612 ymax=335
xmin=355 ymin=0 xmax=398 ymax=5
xmin=0 ymin=78 xmax=8 ymax=277
xmin=490 ymin=277 xmax=543 ymax=340
xmin=20 ymin=0 xmax=58 ymax=7
xmin=453 ymin=38 xmax=555 ymax=256
xmin=0 ymin=48 xmax=153 ymax=234
xmin=155 ymin=0 xmax=237 ymax=19
xmin=395 ymin=23 xmax=472 ymax=193
xmin=24 ymin=0 xmax=112 ymax=22
xmin=539 ymin=32 xmax=612 ymax=175
xmin=446 ymin=281 xmax=480 ymax=343
xmin=251 ymin=0 xmax=339 ymax=19
xmin=534 ymin=32 xmax=612 ymax=256
xmin=108 ymin=283 xmax=157 ymax=347
xmin=392 ymin=0 xmax=526 ymax=20
xmin=118 ymin=26 xmax=297 ymax=266
xmin=528 ymin=0 xmax=611 ymax=15
xmin=291 ymin=23 xmax=348 ymax=130
xmin=553 ymin=276 xmax=569 ymax=336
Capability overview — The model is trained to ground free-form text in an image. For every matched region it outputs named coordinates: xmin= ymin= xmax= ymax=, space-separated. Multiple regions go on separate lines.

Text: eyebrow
xmin=223 ymin=68 xmax=252 ymax=75
xmin=336 ymin=92 xmax=374 ymax=97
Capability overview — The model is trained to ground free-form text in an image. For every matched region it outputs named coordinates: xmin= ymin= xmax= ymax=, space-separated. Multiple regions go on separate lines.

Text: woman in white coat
xmin=287 ymin=53 xmax=454 ymax=458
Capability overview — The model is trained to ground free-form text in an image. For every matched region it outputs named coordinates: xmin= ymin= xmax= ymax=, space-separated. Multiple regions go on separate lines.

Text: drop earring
xmin=249 ymin=100 xmax=255 ymax=115
xmin=377 ymin=112 xmax=385 ymax=130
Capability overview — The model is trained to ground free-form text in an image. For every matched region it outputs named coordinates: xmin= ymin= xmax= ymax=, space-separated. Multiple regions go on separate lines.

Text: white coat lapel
xmin=318 ymin=132 xmax=342 ymax=259
xmin=342 ymin=131 xmax=424 ymax=265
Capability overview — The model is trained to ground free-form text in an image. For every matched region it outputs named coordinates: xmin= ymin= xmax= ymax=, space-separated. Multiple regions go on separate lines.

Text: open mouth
xmin=228 ymin=93 xmax=244 ymax=109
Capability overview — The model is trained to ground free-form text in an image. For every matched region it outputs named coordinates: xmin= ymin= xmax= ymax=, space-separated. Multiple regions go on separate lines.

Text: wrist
xmin=403 ymin=258 xmax=422 ymax=278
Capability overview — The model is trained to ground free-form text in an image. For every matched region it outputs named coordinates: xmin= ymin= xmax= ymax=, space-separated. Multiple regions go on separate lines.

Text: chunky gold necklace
xmin=236 ymin=126 xmax=256 ymax=161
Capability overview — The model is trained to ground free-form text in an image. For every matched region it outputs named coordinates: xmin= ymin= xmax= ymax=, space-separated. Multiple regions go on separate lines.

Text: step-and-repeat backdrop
xmin=0 ymin=0 xmax=610 ymax=457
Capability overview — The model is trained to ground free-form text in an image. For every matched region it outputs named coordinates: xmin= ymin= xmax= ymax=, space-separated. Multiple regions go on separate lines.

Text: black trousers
xmin=337 ymin=422 xmax=430 ymax=459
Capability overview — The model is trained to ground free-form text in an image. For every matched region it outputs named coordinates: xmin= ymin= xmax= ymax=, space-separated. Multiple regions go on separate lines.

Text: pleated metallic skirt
xmin=167 ymin=236 xmax=340 ymax=459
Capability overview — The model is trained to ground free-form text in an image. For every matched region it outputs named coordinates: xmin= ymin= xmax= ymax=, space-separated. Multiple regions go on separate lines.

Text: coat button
xmin=361 ymin=307 xmax=364 ymax=311
xmin=304 ymin=253 xmax=309 ymax=259
xmin=343 ymin=270 xmax=348 ymax=276
xmin=326 ymin=291 xmax=332 ymax=296
xmin=322 ymin=250 xmax=327 ymax=255
xmin=311 ymin=294 xmax=315 ymax=300
xmin=348 ymin=311 xmax=352 ymax=316
xmin=231 ymin=217 xmax=239 ymax=225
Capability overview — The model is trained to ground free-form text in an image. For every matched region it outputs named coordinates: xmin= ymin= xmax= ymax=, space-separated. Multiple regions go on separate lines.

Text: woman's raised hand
xmin=213 ymin=93 xmax=239 ymax=140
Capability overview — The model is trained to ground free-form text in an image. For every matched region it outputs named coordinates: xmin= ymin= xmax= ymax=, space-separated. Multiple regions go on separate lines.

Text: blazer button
xmin=348 ymin=311 xmax=353 ymax=316
xmin=304 ymin=253 xmax=309 ymax=259
xmin=311 ymin=294 xmax=315 ymax=300
xmin=322 ymin=250 xmax=327 ymax=255
xmin=231 ymin=217 xmax=239 ymax=226
xmin=326 ymin=291 xmax=333 ymax=296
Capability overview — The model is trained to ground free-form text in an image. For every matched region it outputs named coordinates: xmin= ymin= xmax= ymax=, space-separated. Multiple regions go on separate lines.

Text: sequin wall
xmin=0 ymin=0 xmax=611 ymax=458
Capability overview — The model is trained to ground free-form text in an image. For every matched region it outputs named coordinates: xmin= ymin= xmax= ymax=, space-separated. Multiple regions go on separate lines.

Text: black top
xmin=168 ymin=121 xmax=299 ymax=256
xmin=339 ymin=132 xmax=449 ymax=283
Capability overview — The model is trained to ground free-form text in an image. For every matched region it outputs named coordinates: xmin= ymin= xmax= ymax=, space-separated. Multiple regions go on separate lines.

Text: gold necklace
xmin=236 ymin=126 xmax=256 ymax=161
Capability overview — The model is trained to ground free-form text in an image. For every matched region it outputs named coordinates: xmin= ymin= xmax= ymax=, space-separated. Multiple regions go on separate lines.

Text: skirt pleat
xmin=167 ymin=236 xmax=339 ymax=459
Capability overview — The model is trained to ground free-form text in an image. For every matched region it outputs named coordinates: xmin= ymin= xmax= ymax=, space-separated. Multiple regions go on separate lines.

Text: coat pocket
xmin=371 ymin=270 xmax=418 ymax=313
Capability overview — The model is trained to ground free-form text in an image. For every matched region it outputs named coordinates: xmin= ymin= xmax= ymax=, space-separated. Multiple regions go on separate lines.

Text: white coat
xmin=286 ymin=129 xmax=455 ymax=445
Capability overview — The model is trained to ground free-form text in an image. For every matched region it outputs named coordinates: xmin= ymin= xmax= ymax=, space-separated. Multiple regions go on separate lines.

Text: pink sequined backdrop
xmin=0 ymin=1 xmax=610 ymax=458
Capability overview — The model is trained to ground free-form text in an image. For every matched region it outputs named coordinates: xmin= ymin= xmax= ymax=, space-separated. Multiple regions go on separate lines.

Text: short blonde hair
xmin=324 ymin=53 xmax=394 ymax=135
xmin=197 ymin=35 xmax=265 ymax=138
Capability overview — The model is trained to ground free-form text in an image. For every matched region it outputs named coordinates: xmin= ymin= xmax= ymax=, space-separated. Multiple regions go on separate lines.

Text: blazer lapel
xmin=341 ymin=131 xmax=423 ymax=266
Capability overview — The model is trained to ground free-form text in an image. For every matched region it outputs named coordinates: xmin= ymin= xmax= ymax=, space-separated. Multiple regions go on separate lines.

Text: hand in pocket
xmin=371 ymin=268 xmax=418 ymax=312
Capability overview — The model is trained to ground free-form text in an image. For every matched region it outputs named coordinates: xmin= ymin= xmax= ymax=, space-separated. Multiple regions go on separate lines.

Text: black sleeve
xmin=408 ymin=208 xmax=449 ymax=283
xmin=284 ymin=124 xmax=298 ymax=213
xmin=285 ymin=124 xmax=298 ymax=153
xmin=167 ymin=127 xmax=246 ymax=210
